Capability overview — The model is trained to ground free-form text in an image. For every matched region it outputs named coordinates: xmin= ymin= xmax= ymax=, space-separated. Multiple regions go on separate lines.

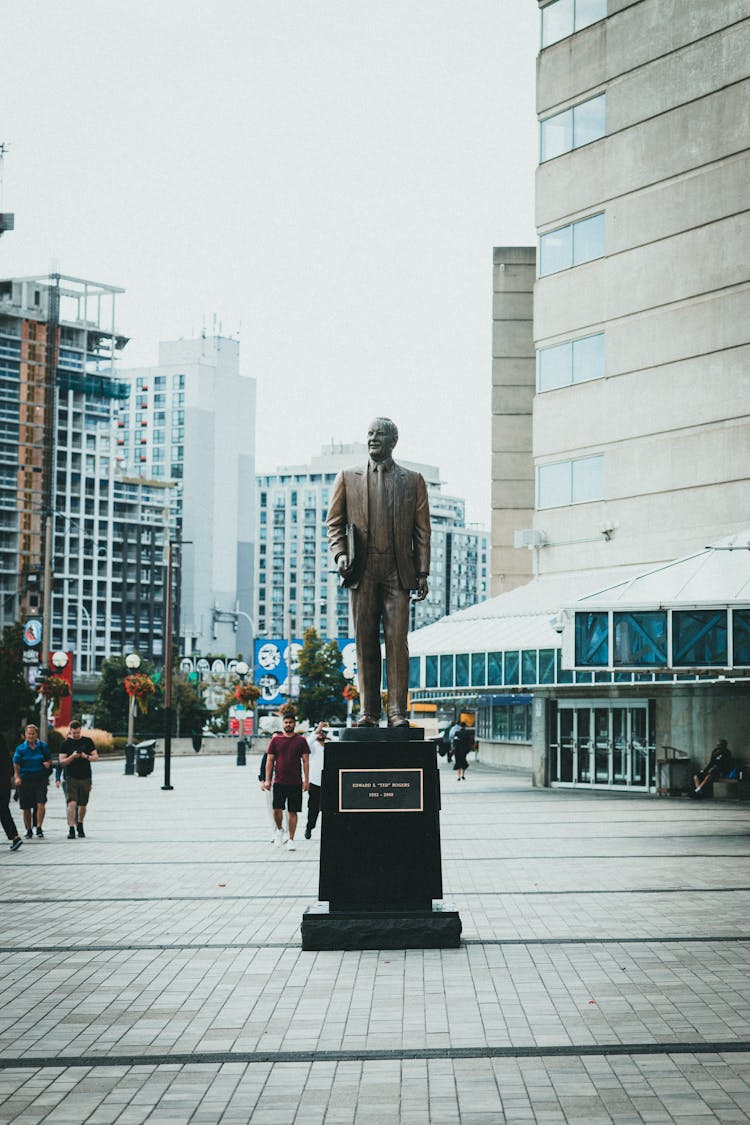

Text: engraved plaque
xmin=339 ymin=768 xmax=424 ymax=813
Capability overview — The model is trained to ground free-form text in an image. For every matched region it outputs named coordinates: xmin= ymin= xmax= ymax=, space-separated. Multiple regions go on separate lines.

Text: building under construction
xmin=0 ymin=274 xmax=175 ymax=674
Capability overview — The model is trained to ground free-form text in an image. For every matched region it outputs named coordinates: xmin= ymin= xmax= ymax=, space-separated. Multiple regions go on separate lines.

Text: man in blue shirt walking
xmin=13 ymin=724 xmax=52 ymax=839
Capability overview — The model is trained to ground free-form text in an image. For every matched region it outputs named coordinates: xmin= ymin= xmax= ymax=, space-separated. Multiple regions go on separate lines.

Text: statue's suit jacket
xmin=327 ymin=462 xmax=431 ymax=591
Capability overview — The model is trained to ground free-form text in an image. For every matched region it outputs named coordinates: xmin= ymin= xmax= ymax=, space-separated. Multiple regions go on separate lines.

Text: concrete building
xmin=491 ymin=246 xmax=536 ymax=595
xmin=256 ymin=442 xmax=488 ymax=643
xmin=410 ymin=0 xmax=750 ymax=790
xmin=120 ymin=336 xmax=256 ymax=659
xmin=0 ymin=274 xmax=173 ymax=672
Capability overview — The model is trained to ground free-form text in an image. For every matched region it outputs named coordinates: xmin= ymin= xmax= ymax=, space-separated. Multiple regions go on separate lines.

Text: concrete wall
xmin=491 ymin=247 xmax=536 ymax=595
xmin=531 ymin=0 xmax=750 ymax=577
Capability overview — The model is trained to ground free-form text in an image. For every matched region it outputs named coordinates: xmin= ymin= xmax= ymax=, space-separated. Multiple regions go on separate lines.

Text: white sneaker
xmin=286 ymin=838 xmax=296 ymax=851
xmin=273 ymin=829 xmax=283 ymax=846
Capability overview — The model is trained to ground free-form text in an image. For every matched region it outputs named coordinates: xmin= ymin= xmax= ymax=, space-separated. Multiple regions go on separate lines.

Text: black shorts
xmin=272 ymin=783 xmax=303 ymax=813
xmin=18 ymin=773 xmax=49 ymax=809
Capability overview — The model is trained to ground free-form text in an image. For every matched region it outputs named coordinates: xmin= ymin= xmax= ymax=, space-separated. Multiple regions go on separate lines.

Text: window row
xmin=539 ymin=213 xmax=604 ymax=276
xmin=537 ymin=453 xmax=604 ymax=509
xmin=537 ymin=332 xmax=604 ymax=392
xmin=541 ymin=0 xmax=606 ymax=49
xmin=540 ymin=94 xmax=605 ymax=161
xmin=575 ymin=608 xmax=750 ymax=669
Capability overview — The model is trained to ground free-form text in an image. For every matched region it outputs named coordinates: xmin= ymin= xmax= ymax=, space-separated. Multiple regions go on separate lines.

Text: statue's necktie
xmin=370 ymin=464 xmax=390 ymax=553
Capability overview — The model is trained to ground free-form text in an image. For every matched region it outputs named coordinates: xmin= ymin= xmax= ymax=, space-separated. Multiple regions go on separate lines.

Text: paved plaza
xmin=1 ymin=751 xmax=750 ymax=1123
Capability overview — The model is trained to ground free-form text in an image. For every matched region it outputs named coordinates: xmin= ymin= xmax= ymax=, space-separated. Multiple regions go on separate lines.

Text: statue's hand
xmin=337 ymin=554 xmax=350 ymax=579
xmin=415 ymin=577 xmax=429 ymax=601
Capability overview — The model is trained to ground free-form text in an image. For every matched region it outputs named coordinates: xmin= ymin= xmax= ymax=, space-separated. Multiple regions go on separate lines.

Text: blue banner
xmin=254 ymin=637 xmax=356 ymax=707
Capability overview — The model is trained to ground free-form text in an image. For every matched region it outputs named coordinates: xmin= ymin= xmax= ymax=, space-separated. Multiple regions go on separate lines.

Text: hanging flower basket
xmin=279 ymin=702 xmax=297 ymax=719
xmin=342 ymin=684 xmax=359 ymax=701
xmin=125 ymin=673 xmax=156 ymax=715
xmin=39 ymin=675 xmax=71 ymax=716
xmin=234 ymin=683 xmax=261 ymax=706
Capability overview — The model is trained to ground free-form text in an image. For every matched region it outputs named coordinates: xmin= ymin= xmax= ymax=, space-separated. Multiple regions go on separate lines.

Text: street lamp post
xmin=125 ymin=653 xmax=141 ymax=747
xmin=235 ymin=659 xmax=250 ymax=766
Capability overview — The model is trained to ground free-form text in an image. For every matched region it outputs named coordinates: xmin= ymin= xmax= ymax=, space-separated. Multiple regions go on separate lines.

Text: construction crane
xmin=0 ymin=142 xmax=15 ymax=237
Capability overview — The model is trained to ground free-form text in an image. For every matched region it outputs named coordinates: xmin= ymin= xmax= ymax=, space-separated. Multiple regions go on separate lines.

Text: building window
xmin=471 ymin=652 xmax=486 ymax=687
xmin=541 ymin=0 xmax=606 ymax=49
xmin=537 ymin=333 xmax=604 ymax=392
xmin=439 ymin=654 xmax=453 ymax=688
xmin=614 ymin=611 xmax=667 ymax=667
xmin=672 ymin=610 xmax=727 ymax=667
xmin=455 ymin=653 xmax=469 ymax=687
xmin=540 ymin=94 xmax=605 ymax=161
xmin=538 ymin=454 xmax=604 ymax=508
xmin=488 ymin=652 xmax=502 ymax=685
xmin=425 ymin=655 xmax=438 ymax=688
xmin=539 ymin=213 xmax=605 ymax=276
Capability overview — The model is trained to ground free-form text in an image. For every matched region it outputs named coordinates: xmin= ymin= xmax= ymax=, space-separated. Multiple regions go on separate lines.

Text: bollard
xmin=236 ymin=737 xmax=247 ymax=766
xmin=124 ymin=743 xmax=136 ymax=776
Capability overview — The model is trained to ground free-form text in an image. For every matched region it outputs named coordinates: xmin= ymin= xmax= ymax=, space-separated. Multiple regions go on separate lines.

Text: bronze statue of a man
xmin=327 ymin=418 xmax=431 ymax=727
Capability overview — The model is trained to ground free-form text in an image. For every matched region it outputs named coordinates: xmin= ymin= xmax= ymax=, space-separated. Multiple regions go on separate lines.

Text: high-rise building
xmin=256 ymin=442 xmax=487 ymax=642
xmin=0 ymin=274 xmax=173 ymax=672
xmin=120 ymin=337 xmax=256 ymax=658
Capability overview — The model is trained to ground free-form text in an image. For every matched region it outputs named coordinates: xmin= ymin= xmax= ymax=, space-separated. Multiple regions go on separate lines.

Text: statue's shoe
xmin=356 ymin=716 xmax=379 ymax=727
xmin=388 ymin=716 xmax=409 ymax=727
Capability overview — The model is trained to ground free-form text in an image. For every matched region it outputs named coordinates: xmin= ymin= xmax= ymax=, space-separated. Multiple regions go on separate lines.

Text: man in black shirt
xmin=59 ymin=721 xmax=98 ymax=838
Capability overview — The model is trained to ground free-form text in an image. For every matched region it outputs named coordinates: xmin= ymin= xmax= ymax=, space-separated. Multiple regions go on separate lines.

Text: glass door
xmin=549 ymin=700 xmax=654 ymax=790
xmin=593 ymin=708 xmax=611 ymax=783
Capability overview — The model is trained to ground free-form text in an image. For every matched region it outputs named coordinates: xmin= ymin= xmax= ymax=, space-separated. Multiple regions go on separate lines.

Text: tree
xmin=0 ymin=622 xmax=37 ymax=746
xmin=93 ymin=655 xmax=161 ymax=734
xmin=171 ymin=673 xmax=208 ymax=737
xmin=296 ymin=628 xmax=346 ymax=725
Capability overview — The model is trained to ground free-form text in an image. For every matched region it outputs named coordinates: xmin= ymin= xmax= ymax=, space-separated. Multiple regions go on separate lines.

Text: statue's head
xmin=367 ymin=417 xmax=398 ymax=462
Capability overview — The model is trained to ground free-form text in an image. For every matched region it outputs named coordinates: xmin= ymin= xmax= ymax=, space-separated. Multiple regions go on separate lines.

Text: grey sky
xmin=2 ymin=1 xmax=538 ymax=524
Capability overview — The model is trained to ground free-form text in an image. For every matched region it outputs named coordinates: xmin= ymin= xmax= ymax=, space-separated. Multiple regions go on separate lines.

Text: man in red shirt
xmin=262 ymin=712 xmax=309 ymax=851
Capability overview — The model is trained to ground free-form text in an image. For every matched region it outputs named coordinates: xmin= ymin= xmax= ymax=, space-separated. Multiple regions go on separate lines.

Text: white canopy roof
xmin=407 ymin=566 xmax=643 ymax=657
xmin=574 ymin=530 xmax=750 ymax=610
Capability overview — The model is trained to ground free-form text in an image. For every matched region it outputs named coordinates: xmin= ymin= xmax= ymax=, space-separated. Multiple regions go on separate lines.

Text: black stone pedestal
xmin=301 ymin=730 xmax=462 ymax=951
xmin=301 ymin=902 xmax=461 ymax=951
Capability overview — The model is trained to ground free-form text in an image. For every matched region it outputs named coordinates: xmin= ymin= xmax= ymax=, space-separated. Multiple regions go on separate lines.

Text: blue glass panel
xmin=455 ymin=653 xmax=469 ymax=687
xmin=575 ymin=670 xmax=593 ymax=683
xmin=733 ymin=610 xmax=750 ymax=666
xmin=488 ymin=651 xmax=502 ymax=685
xmin=408 ymin=656 xmax=420 ymax=690
xmin=556 ymin=650 xmax=574 ymax=684
xmin=673 ymin=610 xmax=727 ymax=667
xmin=425 ymin=654 xmax=438 ymax=688
xmin=521 ymin=650 xmax=537 ymax=685
xmin=471 ymin=652 xmax=486 ymax=686
xmin=504 ymin=651 xmax=520 ymax=686
xmin=539 ymin=649 xmax=555 ymax=684
xmin=439 ymin=654 xmax=454 ymax=687
xmin=575 ymin=611 xmax=608 ymax=666
xmin=613 ymin=611 xmax=667 ymax=666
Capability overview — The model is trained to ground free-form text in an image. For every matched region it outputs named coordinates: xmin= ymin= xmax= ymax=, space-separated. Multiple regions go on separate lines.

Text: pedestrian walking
xmin=0 ymin=733 xmax=23 ymax=851
xmin=452 ymin=721 xmax=473 ymax=781
xmin=304 ymin=722 xmax=329 ymax=839
xmin=58 ymin=721 xmax=98 ymax=837
xmin=262 ymin=712 xmax=309 ymax=851
xmin=258 ymin=746 xmax=288 ymax=843
xmin=13 ymin=724 xmax=52 ymax=838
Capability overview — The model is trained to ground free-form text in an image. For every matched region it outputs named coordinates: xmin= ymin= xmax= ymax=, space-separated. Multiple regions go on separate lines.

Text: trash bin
xmin=191 ymin=733 xmax=202 ymax=753
xmin=236 ymin=737 xmax=247 ymax=766
xmin=124 ymin=743 xmax=136 ymax=776
xmin=136 ymin=739 xmax=157 ymax=777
